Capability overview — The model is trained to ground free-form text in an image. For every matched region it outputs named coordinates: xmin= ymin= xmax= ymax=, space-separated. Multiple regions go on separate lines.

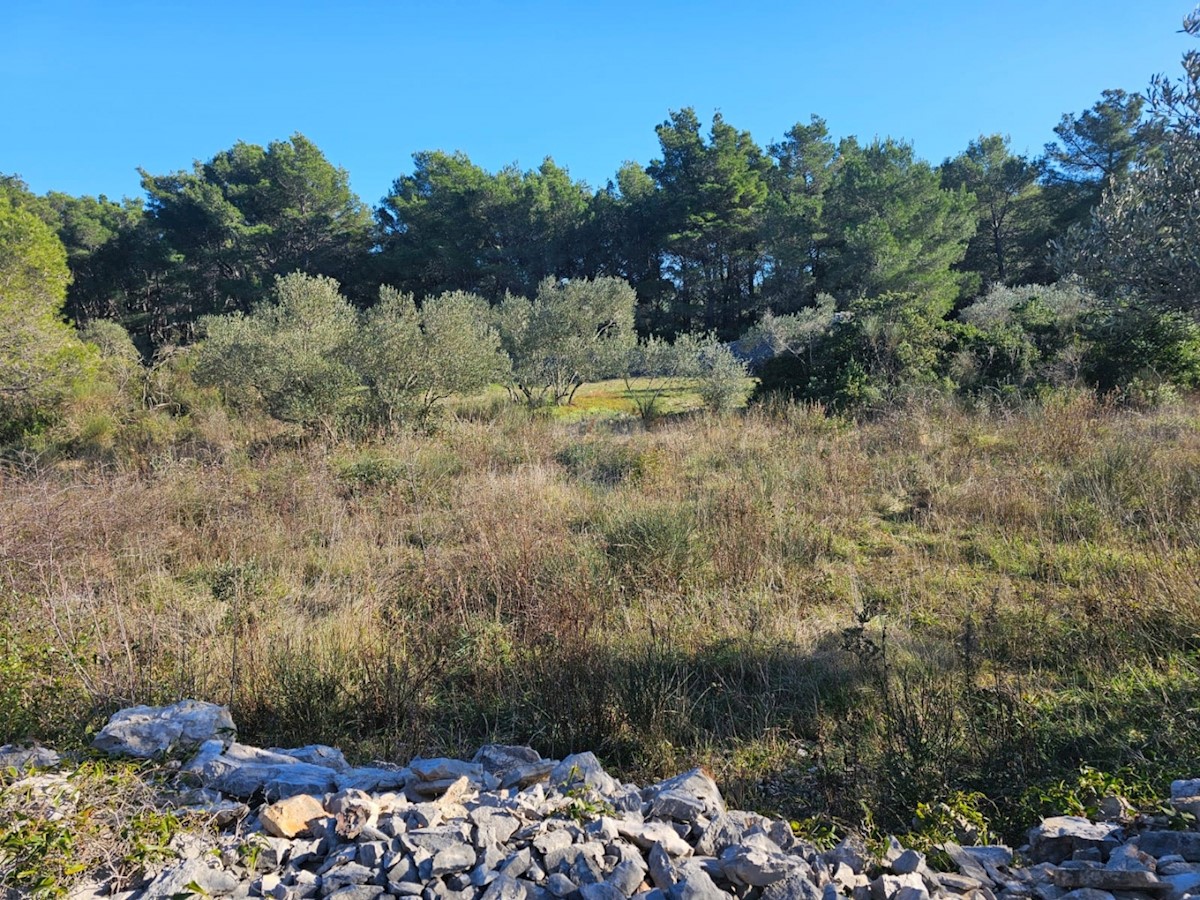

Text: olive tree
xmin=496 ymin=276 xmax=636 ymax=405
xmin=623 ymin=336 xmax=701 ymax=420
xmin=355 ymin=287 xmax=509 ymax=424
xmin=195 ymin=272 xmax=360 ymax=429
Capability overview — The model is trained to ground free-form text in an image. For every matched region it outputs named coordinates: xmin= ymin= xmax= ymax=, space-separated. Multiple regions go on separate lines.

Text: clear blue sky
xmin=2 ymin=1 xmax=1194 ymax=206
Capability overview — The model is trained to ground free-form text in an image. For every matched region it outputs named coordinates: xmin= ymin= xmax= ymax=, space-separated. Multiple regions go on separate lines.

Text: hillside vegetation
xmin=3 ymin=391 xmax=1198 ymax=840
xmin=2 ymin=8 xmax=1200 ymax=856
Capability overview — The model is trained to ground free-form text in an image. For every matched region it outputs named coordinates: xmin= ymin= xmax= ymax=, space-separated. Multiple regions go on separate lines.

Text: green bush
xmin=752 ymin=292 xmax=951 ymax=411
xmin=1083 ymin=308 xmax=1200 ymax=396
xmin=195 ymin=273 xmax=360 ymax=430
xmin=0 ymin=195 xmax=98 ymax=443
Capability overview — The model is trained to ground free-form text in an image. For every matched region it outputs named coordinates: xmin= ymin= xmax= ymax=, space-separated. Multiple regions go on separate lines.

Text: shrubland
xmin=2 ymin=386 xmax=1199 ymax=844
xmin=2 ymin=8 xmax=1200 ymax=856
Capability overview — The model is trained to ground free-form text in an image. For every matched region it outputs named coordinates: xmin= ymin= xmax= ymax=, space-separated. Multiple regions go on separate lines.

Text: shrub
xmin=1083 ymin=307 xmax=1200 ymax=396
xmin=194 ymin=273 xmax=360 ymax=430
xmin=496 ymin=277 xmax=637 ymax=406
xmin=355 ymin=287 xmax=509 ymax=425
xmin=751 ymin=292 xmax=951 ymax=411
xmin=692 ymin=338 xmax=751 ymax=413
xmin=0 ymin=194 xmax=97 ymax=442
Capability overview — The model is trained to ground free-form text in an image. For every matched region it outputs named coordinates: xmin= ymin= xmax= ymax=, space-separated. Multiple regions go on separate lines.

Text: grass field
xmin=2 ymin=385 xmax=1199 ymax=842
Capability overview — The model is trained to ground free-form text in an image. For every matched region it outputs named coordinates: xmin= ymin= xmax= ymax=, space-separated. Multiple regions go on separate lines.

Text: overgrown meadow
xmin=4 ymin=10 xmax=1200 ymax=860
xmin=4 ymin=388 xmax=1198 ymax=841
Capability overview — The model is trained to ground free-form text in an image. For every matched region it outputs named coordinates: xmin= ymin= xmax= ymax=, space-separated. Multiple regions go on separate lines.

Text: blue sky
xmin=2 ymin=1 xmax=1194 ymax=206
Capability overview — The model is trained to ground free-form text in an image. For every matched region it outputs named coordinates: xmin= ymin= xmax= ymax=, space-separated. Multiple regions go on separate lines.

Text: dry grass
xmin=2 ymin=392 xmax=1199 ymax=836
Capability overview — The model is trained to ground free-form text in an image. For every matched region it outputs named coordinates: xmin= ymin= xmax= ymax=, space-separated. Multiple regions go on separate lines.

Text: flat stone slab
xmin=1029 ymin=817 xmax=1123 ymax=864
xmin=93 ymin=700 xmax=235 ymax=758
xmin=1137 ymin=833 xmax=1200 ymax=862
xmin=1053 ymin=869 xmax=1169 ymax=892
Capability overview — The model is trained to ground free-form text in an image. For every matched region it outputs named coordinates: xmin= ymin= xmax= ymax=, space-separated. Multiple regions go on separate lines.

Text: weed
xmin=1 ymin=392 xmax=1199 ymax=842
xmin=0 ymin=759 xmax=183 ymax=897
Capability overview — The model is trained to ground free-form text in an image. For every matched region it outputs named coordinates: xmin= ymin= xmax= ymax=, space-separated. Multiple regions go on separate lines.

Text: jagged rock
xmin=502 ymin=847 xmax=534 ymax=878
xmin=356 ymin=840 xmax=387 ymax=868
xmin=608 ymin=856 xmax=649 ymax=895
xmin=1157 ymin=858 xmax=1198 ymax=875
xmin=962 ymin=846 xmax=1014 ymax=869
xmin=648 ymin=790 xmax=707 ymax=824
xmin=940 ymin=873 xmax=986 ymax=894
xmin=545 ymin=841 xmax=606 ymax=877
xmin=271 ymin=745 xmax=351 ymax=772
xmin=585 ymin=816 xmax=620 ymax=843
xmin=534 ymin=826 xmax=575 ymax=855
xmin=1056 ymin=891 xmax=1116 ymax=900
xmin=295 ymin=870 xmax=320 ymax=890
xmin=388 ymin=854 xmax=422 ymax=887
xmin=337 ymin=766 xmax=409 ymax=793
xmin=261 ymin=793 xmax=327 ymax=838
xmin=318 ymin=845 xmax=360 ymax=874
xmin=763 ymin=870 xmax=824 ymax=900
xmin=405 ymin=825 xmax=472 ymax=855
xmin=827 ymin=835 xmax=871 ymax=874
xmin=892 ymin=850 xmax=924 ymax=875
xmin=185 ymin=741 xmax=340 ymax=800
xmin=1172 ymin=780 xmax=1200 ymax=801
xmin=617 ymin=821 xmax=693 ymax=858
xmin=320 ymin=862 xmax=376 ymax=893
xmin=475 ymin=745 xmax=557 ymax=790
xmin=871 ymin=873 xmax=929 ymax=900
xmin=325 ymin=888 xmax=383 ymax=900
xmin=93 ymin=700 xmax=236 ymax=758
xmin=551 ymin=752 xmax=622 ymax=796
xmin=545 ymin=873 xmax=577 ymax=896
xmin=410 ymin=757 xmax=485 ymax=783
xmin=694 ymin=815 xmax=745 ymax=857
xmin=482 ymin=874 xmax=529 ymax=899
xmin=1162 ymin=871 xmax=1200 ymax=899
xmin=1107 ymin=844 xmax=1156 ymax=872
xmin=142 ymin=857 xmax=242 ymax=898
xmin=1028 ymin=818 xmax=1123 ymax=865
xmin=582 ymin=883 xmax=628 ymax=900
xmin=0 ymin=744 xmax=61 ymax=770
xmin=611 ymin=787 xmax=646 ymax=813
xmin=648 ymin=843 xmax=678 ymax=891
xmin=432 ymin=844 xmax=478 ymax=876
xmin=665 ymin=870 xmax=727 ymax=900
xmin=472 ymin=808 xmax=523 ymax=847
xmin=645 ymin=769 xmax=725 ymax=820
xmin=944 ymin=843 xmax=994 ymax=884
xmin=256 ymin=873 xmax=281 ymax=895
xmin=720 ymin=843 xmax=804 ymax=886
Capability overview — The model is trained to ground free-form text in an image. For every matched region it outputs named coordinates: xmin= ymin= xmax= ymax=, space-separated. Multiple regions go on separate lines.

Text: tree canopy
xmin=0 ymin=192 xmax=95 ymax=433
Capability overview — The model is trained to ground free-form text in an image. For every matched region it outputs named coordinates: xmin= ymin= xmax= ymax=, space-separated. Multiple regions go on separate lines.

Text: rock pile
xmin=7 ymin=701 xmax=1200 ymax=900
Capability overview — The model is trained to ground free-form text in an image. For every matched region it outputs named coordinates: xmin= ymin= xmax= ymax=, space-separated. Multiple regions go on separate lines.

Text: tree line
xmin=2 ymin=9 xmax=1199 ymax=445
xmin=3 ymin=87 xmax=1161 ymax=346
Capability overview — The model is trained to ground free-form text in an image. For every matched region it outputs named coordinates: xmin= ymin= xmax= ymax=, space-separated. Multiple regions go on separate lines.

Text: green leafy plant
xmin=0 ymin=759 xmax=182 ymax=897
